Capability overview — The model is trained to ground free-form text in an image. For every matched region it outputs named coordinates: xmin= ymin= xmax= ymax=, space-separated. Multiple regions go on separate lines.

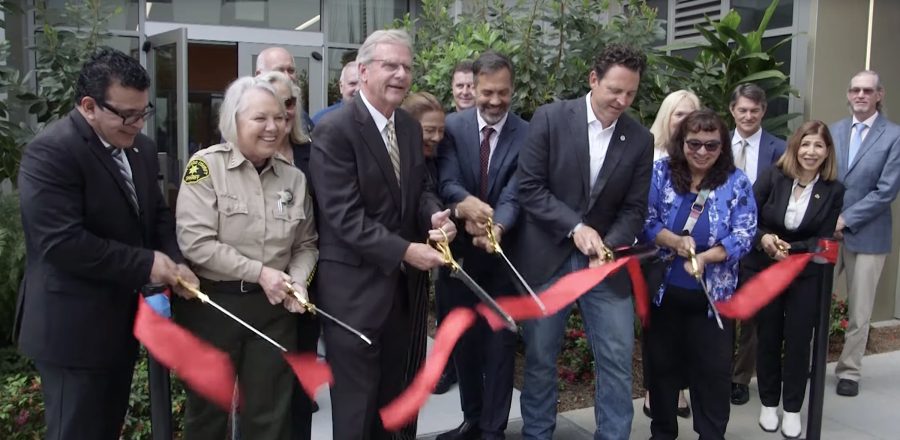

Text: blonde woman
xmin=649 ymin=90 xmax=702 ymax=161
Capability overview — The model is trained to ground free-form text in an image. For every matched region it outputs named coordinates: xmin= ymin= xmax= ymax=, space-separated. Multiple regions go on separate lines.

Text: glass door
xmin=237 ymin=43 xmax=325 ymax=120
xmin=147 ymin=27 xmax=188 ymax=198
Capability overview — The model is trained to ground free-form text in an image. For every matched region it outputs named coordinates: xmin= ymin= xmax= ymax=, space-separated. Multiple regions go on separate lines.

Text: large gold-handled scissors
xmin=433 ymin=229 xmax=518 ymax=331
xmin=283 ymin=282 xmax=372 ymax=345
xmin=485 ymin=218 xmax=546 ymax=315
xmin=177 ymin=277 xmax=291 ymax=352
xmin=688 ymin=249 xmax=724 ymax=330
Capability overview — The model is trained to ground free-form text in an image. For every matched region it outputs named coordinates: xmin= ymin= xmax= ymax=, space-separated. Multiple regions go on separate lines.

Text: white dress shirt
xmin=732 ymin=128 xmax=762 ymax=184
xmin=784 ymin=174 xmax=819 ymax=230
xmin=585 ymin=93 xmax=617 ymax=188
xmin=358 ymin=90 xmax=395 ymax=153
xmin=477 ymin=110 xmax=509 ymax=167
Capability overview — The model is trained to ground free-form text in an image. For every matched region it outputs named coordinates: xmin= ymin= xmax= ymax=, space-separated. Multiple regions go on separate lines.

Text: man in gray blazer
xmin=516 ymin=44 xmax=653 ymax=440
xmin=728 ymin=83 xmax=786 ymax=405
xmin=831 ymin=70 xmax=900 ymax=397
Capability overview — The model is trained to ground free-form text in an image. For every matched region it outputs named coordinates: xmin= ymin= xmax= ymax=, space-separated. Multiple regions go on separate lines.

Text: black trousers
xmin=291 ymin=310 xmax=321 ymax=440
xmin=647 ymin=286 xmax=733 ymax=440
xmin=755 ymin=272 xmax=819 ymax=412
xmin=325 ymin=285 xmax=411 ymax=440
xmin=36 ymin=359 xmax=136 ymax=440
xmin=174 ymin=284 xmax=298 ymax=440
xmin=438 ymin=265 xmax=516 ymax=439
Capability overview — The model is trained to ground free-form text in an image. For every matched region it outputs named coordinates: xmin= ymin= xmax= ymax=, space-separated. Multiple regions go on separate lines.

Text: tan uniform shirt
xmin=176 ymin=143 xmax=318 ymax=285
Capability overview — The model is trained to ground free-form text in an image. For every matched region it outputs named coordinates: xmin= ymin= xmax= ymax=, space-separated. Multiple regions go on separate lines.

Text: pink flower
xmin=840 ymin=319 xmax=848 ymax=329
xmin=15 ymin=409 xmax=29 ymax=427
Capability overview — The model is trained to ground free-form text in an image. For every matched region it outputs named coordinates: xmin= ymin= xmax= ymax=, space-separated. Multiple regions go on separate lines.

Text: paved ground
xmin=312 ymin=344 xmax=900 ymax=439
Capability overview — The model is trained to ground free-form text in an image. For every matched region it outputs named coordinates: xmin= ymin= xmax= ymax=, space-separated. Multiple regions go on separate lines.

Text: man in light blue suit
xmin=728 ymin=83 xmax=786 ymax=406
xmin=435 ymin=50 xmax=528 ymax=440
xmin=831 ymin=70 xmax=900 ymax=397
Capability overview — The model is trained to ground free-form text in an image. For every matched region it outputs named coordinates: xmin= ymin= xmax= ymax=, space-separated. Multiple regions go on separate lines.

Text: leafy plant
xmin=0 ymin=349 xmax=187 ymax=438
xmin=0 ymin=0 xmax=118 ymax=186
xmin=829 ymin=294 xmax=849 ymax=337
xmin=558 ymin=309 xmax=595 ymax=385
xmin=0 ymin=193 xmax=25 ymax=347
xmin=656 ymin=0 xmax=799 ymax=136
xmin=399 ymin=0 xmax=664 ymax=120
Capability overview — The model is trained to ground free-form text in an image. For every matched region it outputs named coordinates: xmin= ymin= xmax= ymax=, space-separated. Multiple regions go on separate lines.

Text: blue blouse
xmin=668 ymin=194 xmax=711 ymax=290
xmin=643 ymin=159 xmax=758 ymax=305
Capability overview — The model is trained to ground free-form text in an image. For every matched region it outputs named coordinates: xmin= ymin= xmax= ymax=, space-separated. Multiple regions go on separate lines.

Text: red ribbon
xmin=717 ymin=253 xmax=814 ymax=320
xmin=284 ymin=352 xmax=333 ymax=399
xmin=477 ymin=257 xmax=633 ymax=330
xmin=134 ymin=297 xmax=236 ymax=410
xmin=379 ymin=308 xmax=477 ymax=431
xmin=626 ymin=258 xmax=650 ymax=327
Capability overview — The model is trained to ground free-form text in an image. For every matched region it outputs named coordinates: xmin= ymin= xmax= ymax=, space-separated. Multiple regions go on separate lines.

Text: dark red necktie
xmin=479 ymin=126 xmax=494 ymax=199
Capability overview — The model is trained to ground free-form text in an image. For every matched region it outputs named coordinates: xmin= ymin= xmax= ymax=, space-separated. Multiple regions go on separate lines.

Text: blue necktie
xmin=848 ymin=122 xmax=865 ymax=165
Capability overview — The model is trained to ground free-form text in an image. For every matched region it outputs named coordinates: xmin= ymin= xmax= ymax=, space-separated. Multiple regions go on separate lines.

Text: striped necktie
xmin=385 ymin=120 xmax=401 ymax=184
xmin=110 ymin=148 xmax=139 ymax=213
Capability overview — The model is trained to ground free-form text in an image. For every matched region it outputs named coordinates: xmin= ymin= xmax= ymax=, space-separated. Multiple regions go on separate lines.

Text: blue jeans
xmin=520 ymin=252 xmax=635 ymax=440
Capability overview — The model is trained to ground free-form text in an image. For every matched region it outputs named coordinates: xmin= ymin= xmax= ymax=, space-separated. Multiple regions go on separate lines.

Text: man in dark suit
xmin=728 ymin=83 xmax=786 ymax=405
xmin=308 ymin=29 xmax=456 ymax=439
xmin=516 ymin=44 xmax=653 ymax=440
xmin=15 ymin=48 xmax=196 ymax=439
xmin=831 ymin=70 xmax=900 ymax=397
xmin=434 ymin=50 xmax=527 ymax=440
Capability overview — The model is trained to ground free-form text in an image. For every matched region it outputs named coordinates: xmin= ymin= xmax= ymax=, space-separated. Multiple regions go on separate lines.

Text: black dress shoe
xmin=435 ymin=420 xmax=481 ymax=440
xmin=731 ymin=383 xmax=750 ymax=405
xmin=311 ymin=401 xmax=319 ymax=413
xmin=433 ymin=367 xmax=457 ymax=395
xmin=836 ymin=378 xmax=859 ymax=396
xmin=642 ymin=401 xmax=651 ymax=418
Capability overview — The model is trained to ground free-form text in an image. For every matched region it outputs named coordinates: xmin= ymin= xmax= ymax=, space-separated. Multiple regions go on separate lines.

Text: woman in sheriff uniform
xmin=174 ymin=75 xmax=318 ymax=440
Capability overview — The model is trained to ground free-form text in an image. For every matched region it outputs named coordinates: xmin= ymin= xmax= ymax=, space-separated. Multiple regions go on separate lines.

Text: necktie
xmin=110 ymin=148 xmax=139 ymax=213
xmin=848 ymin=122 xmax=865 ymax=165
xmin=735 ymin=139 xmax=749 ymax=171
xmin=385 ymin=120 xmax=401 ymax=184
xmin=479 ymin=126 xmax=494 ymax=199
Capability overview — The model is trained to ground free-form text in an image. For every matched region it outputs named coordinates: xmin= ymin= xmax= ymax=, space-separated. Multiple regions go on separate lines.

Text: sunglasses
xmin=284 ymin=97 xmax=297 ymax=110
xmin=684 ymin=139 xmax=722 ymax=152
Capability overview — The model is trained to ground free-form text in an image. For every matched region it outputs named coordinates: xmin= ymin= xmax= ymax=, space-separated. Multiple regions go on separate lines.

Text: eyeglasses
xmin=96 ymin=99 xmax=155 ymax=125
xmin=684 ymin=139 xmax=722 ymax=152
xmin=284 ymin=97 xmax=297 ymax=110
xmin=848 ymin=87 xmax=876 ymax=96
xmin=371 ymin=59 xmax=413 ymax=74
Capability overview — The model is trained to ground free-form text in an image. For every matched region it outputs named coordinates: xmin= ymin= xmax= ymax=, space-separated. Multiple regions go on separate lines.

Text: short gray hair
xmin=218 ymin=76 xmax=283 ymax=145
xmin=340 ymin=61 xmax=359 ymax=83
xmin=356 ymin=30 xmax=413 ymax=65
xmin=257 ymin=71 xmax=309 ymax=144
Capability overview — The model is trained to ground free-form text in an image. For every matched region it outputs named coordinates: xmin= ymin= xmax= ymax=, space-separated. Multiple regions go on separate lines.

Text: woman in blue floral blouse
xmin=642 ymin=109 xmax=757 ymax=440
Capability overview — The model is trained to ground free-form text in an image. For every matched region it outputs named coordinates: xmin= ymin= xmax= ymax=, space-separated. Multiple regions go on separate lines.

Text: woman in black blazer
xmin=743 ymin=120 xmax=844 ymax=438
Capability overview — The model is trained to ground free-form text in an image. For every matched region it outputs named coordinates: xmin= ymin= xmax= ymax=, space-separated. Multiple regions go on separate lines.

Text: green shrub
xmin=0 ymin=193 xmax=25 ymax=347
xmin=830 ymin=294 xmax=849 ymax=338
xmin=558 ymin=309 xmax=594 ymax=384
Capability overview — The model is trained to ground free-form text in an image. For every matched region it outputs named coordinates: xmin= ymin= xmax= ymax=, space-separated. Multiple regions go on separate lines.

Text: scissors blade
xmin=450 ymin=267 xmax=517 ymax=332
xmin=496 ymin=249 xmax=547 ymax=314
xmin=696 ymin=275 xmax=724 ymax=330
xmin=284 ymin=283 xmax=373 ymax=345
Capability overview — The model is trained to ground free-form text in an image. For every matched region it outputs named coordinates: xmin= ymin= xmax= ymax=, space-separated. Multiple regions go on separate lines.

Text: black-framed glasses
xmin=284 ymin=97 xmax=297 ymax=110
xmin=684 ymin=139 xmax=722 ymax=152
xmin=96 ymin=99 xmax=155 ymax=125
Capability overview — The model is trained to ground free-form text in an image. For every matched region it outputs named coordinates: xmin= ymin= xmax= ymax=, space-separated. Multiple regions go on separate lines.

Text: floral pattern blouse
xmin=642 ymin=158 xmax=758 ymax=305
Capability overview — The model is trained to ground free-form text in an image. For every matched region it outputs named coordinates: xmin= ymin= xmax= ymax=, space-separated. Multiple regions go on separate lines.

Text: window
xmin=145 ymin=0 xmax=321 ymax=32
xmin=325 ymin=0 xmax=407 ymax=45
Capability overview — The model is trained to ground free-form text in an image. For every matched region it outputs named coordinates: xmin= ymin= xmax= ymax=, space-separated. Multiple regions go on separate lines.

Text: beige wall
xmin=806 ymin=0 xmax=900 ymax=321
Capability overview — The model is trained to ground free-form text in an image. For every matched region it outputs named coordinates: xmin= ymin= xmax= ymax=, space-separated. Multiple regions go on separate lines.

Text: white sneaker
xmin=758 ymin=405 xmax=779 ymax=432
xmin=781 ymin=411 xmax=802 ymax=438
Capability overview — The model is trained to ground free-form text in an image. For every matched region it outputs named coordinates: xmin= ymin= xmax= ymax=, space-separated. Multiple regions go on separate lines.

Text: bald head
xmin=339 ymin=61 xmax=360 ymax=102
xmin=256 ymin=47 xmax=297 ymax=81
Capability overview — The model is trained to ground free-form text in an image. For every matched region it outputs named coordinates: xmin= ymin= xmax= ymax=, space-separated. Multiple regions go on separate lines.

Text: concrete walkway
xmin=312 ymin=346 xmax=900 ymax=439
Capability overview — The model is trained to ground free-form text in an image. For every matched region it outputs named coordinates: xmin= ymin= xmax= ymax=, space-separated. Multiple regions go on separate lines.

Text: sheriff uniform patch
xmin=183 ymin=158 xmax=210 ymax=184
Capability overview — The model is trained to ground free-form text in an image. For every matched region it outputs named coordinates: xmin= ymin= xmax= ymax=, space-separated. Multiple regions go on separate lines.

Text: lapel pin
xmin=814 ymin=194 xmax=820 ymax=199
xmin=620 ymin=135 xmax=626 ymax=141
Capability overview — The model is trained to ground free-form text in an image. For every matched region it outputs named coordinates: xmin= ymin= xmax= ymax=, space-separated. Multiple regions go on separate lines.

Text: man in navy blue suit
xmin=435 ymin=50 xmax=528 ymax=440
xmin=728 ymin=83 xmax=786 ymax=405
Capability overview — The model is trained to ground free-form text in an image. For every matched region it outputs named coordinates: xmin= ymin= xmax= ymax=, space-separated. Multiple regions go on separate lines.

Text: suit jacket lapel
xmin=772 ymin=174 xmax=792 ymax=228
xmin=74 ymin=111 xmax=140 ymax=219
xmin=848 ymin=116 xmax=886 ymax=174
xmin=487 ymin=115 xmax=517 ymax=197
xmin=797 ymin=179 xmax=827 ymax=231
xmin=586 ymin=118 xmax=628 ymax=212
xmin=758 ymin=132 xmax=774 ymax=180
xmin=353 ymin=99 xmax=402 ymax=210
xmin=465 ymin=111 xmax=481 ymax=187
xmin=567 ymin=101 xmax=591 ymax=203
xmin=126 ymin=148 xmax=148 ymax=218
